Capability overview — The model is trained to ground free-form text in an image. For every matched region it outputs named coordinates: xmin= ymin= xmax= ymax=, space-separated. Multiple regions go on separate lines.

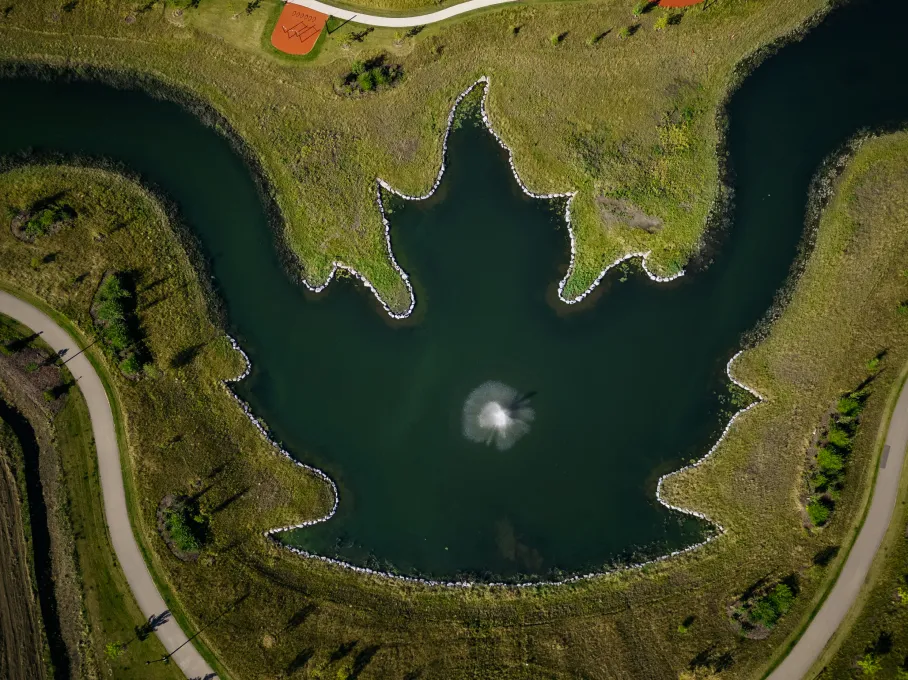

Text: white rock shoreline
xmin=218 ymin=77 xmax=764 ymax=588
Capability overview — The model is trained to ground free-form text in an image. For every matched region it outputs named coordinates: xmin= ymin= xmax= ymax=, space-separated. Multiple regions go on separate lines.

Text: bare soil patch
xmin=596 ymin=196 xmax=664 ymax=233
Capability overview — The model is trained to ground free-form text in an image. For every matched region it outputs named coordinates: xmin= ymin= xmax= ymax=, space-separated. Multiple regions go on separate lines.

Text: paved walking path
xmin=286 ymin=0 xmax=514 ymax=27
xmin=0 ymin=291 xmax=217 ymax=680
xmin=767 ymin=381 xmax=908 ymax=680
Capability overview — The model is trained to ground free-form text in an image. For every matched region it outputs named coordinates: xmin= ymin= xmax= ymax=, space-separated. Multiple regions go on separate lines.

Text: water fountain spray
xmin=462 ymin=381 xmax=535 ymax=451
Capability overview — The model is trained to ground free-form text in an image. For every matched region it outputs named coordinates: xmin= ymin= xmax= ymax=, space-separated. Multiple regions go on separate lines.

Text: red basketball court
xmin=271 ymin=4 xmax=328 ymax=56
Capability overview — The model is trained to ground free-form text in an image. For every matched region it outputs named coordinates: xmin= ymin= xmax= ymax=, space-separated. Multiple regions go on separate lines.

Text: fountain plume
xmin=462 ymin=381 xmax=535 ymax=451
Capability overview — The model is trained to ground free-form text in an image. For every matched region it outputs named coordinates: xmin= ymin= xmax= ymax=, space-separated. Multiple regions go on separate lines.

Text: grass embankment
xmin=781 ymin=135 xmax=908 ymax=679
xmin=0 ymin=0 xmax=824 ymax=309
xmin=0 ymin=312 xmax=183 ymax=679
xmin=0 ymin=133 xmax=906 ymax=677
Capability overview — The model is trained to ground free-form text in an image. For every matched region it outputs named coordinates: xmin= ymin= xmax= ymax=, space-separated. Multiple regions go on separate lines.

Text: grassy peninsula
xmin=0 ymin=0 xmax=826 ymax=310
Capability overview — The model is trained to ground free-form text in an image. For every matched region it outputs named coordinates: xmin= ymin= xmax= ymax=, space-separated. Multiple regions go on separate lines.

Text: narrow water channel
xmin=0 ymin=398 xmax=70 ymax=678
xmin=0 ymin=0 xmax=905 ymax=580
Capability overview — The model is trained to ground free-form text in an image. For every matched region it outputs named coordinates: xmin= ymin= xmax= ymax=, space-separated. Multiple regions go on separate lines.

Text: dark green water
xmin=1 ymin=0 xmax=905 ymax=581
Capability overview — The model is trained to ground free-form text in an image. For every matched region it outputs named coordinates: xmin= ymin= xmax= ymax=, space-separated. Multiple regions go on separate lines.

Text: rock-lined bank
xmin=213 ymin=78 xmax=772 ymax=587
xmin=298 ymin=77 xmax=685 ymax=320
xmin=222 ymin=331 xmax=764 ymax=585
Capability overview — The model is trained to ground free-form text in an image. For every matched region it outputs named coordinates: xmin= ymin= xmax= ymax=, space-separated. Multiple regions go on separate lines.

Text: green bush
xmin=22 ymin=200 xmax=75 ymax=239
xmin=654 ymin=14 xmax=670 ymax=30
xmin=827 ymin=425 xmax=852 ymax=449
xmin=119 ymin=354 xmax=142 ymax=376
xmin=748 ymin=583 xmax=795 ymax=627
xmin=619 ymin=26 xmax=634 ymax=39
xmin=93 ymin=273 xmax=146 ymax=361
xmin=105 ymin=319 xmax=132 ymax=352
xmin=164 ymin=502 xmax=209 ymax=553
xmin=836 ymin=396 xmax=862 ymax=416
xmin=632 ymin=0 xmax=649 ymax=16
xmin=857 ymin=653 xmax=882 ymax=676
xmin=357 ymin=71 xmax=375 ymax=91
xmin=817 ymin=447 xmax=845 ymax=474
xmin=807 ymin=498 xmax=830 ymax=526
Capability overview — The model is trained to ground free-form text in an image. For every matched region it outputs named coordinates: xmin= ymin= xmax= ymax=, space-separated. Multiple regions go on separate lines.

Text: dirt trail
xmin=0 ymin=436 xmax=47 ymax=680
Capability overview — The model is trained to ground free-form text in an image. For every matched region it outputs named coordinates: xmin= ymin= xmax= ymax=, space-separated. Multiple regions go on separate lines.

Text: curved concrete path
xmin=286 ymin=0 xmax=514 ymax=27
xmin=767 ymin=382 xmax=908 ymax=680
xmin=0 ymin=291 xmax=217 ymax=680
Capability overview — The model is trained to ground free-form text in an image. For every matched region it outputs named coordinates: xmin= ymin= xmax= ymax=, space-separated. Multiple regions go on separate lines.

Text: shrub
xmin=867 ymin=356 xmax=881 ymax=372
xmin=164 ymin=502 xmax=209 ymax=553
xmin=93 ymin=273 xmax=146 ymax=360
xmin=105 ymin=641 xmax=126 ymax=659
xmin=896 ymin=586 xmax=908 ymax=606
xmin=619 ymin=25 xmax=634 ymax=39
xmin=807 ymin=497 xmax=830 ymax=526
xmin=857 ymin=653 xmax=882 ymax=676
xmin=632 ymin=0 xmax=649 ymax=16
xmin=342 ymin=56 xmax=401 ymax=95
xmin=748 ymin=583 xmax=794 ymax=627
xmin=817 ymin=447 xmax=845 ymax=474
xmin=357 ymin=71 xmax=375 ymax=91
xmin=119 ymin=354 xmax=142 ymax=376
xmin=105 ymin=319 xmax=131 ymax=352
xmin=654 ymin=14 xmax=670 ymax=30
xmin=827 ymin=425 xmax=852 ymax=449
xmin=897 ymin=302 xmax=908 ymax=316
xmin=22 ymin=200 xmax=75 ymax=239
xmin=549 ymin=33 xmax=562 ymax=46
xmin=836 ymin=396 xmax=862 ymax=416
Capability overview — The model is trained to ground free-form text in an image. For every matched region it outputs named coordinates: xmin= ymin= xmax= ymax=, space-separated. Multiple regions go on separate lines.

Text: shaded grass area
xmin=0 ymin=133 xmax=906 ymax=677
xmin=788 ymin=137 xmax=908 ymax=679
xmin=0 ymin=0 xmax=826 ymax=310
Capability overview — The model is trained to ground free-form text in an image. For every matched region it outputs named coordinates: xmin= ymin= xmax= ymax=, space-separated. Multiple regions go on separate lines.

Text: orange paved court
xmin=271 ymin=4 xmax=328 ymax=55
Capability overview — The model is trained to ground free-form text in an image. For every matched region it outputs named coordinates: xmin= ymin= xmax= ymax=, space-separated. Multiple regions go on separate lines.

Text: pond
xmin=0 ymin=0 xmax=905 ymax=581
